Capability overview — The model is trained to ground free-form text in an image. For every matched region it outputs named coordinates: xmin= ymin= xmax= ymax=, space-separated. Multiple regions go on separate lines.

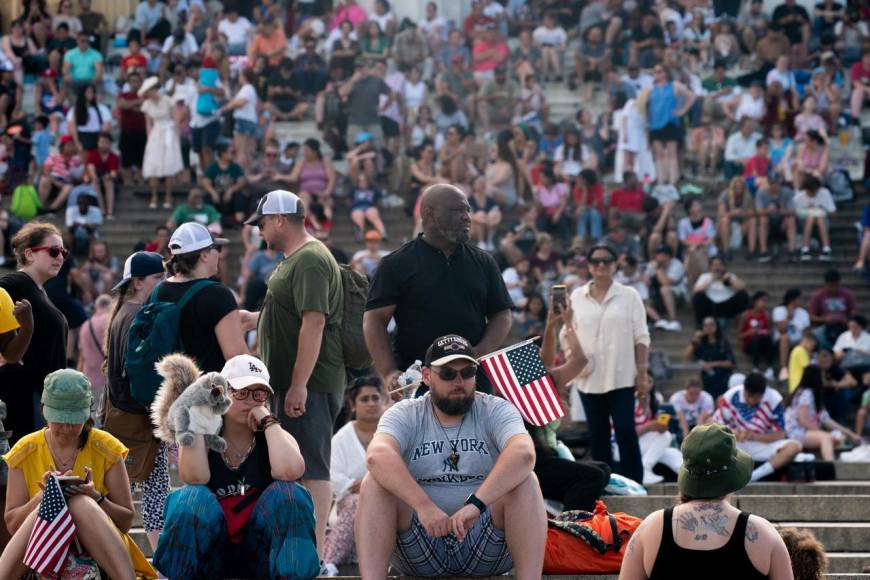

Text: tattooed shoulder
xmin=746 ymin=522 xmax=759 ymax=542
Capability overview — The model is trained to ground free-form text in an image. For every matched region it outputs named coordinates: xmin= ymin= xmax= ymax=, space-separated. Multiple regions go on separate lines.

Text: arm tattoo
xmin=746 ymin=522 xmax=759 ymax=542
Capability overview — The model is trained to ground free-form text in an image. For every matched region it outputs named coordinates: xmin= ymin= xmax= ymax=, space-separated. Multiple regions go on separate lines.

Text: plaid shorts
xmin=391 ymin=510 xmax=513 ymax=577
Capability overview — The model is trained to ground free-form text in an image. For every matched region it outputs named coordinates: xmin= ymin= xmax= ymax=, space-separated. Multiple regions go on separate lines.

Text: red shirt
xmin=86 ymin=149 xmax=119 ymax=174
xmin=744 ymin=154 xmax=769 ymax=178
xmin=572 ymin=182 xmax=605 ymax=213
xmin=122 ymin=53 xmax=147 ymax=73
xmin=472 ymin=39 xmax=508 ymax=73
xmin=850 ymin=61 xmax=870 ymax=85
xmin=118 ymin=92 xmax=146 ymax=133
xmin=609 ymin=187 xmax=645 ymax=212
xmin=740 ymin=310 xmax=771 ymax=349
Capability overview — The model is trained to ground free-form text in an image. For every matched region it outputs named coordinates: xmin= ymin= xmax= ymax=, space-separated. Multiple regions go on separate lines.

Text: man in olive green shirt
xmin=246 ymin=189 xmax=344 ymax=558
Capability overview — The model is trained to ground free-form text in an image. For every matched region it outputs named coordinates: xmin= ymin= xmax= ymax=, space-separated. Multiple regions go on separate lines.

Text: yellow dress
xmin=2 ymin=428 xmax=157 ymax=579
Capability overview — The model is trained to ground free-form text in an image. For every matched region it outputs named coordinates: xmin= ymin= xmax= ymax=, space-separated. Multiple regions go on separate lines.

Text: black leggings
xmin=692 ymin=290 xmax=750 ymax=328
xmin=743 ymin=336 xmax=776 ymax=369
xmin=534 ymin=453 xmax=611 ymax=512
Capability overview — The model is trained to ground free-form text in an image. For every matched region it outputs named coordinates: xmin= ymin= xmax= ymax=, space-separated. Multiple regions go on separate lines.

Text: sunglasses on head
xmin=30 ymin=245 xmax=69 ymax=259
xmin=231 ymin=388 xmax=270 ymax=402
xmin=434 ymin=365 xmax=478 ymax=381
xmin=589 ymin=257 xmax=615 ymax=266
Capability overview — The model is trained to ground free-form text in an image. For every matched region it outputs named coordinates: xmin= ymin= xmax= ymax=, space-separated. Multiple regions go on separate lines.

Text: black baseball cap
xmin=112 ymin=251 xmax=165 ymax=292
xmin=424 ymin=335 xmax=477 ymax=367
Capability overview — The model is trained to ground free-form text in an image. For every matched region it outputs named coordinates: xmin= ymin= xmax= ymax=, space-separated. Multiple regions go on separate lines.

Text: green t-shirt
xmin=701 ymin=76 xmax=736 ymax=93
xmin=171 ymin=203 xmax=221 ymax=226
xmin=259 ymin=240 xmax=344 ymax=394
xmin=63 ymin=47 xmax=103 ymax=82
xmin=205 ymin=161 xmax=244 ymax=193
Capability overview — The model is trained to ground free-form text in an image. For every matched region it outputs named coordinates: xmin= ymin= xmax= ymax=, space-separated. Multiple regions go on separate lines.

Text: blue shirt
xmin=649 ymin=82 xmax=678 ymax=131
xmin=63 ymin=48 xmax=102 ymax=82
xmin=33 ymin=130 xmax=52 ymax=167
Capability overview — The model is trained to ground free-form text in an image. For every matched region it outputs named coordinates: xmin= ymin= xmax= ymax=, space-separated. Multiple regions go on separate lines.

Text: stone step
xmin=829 ymin=554 xmax=870 ymax=575
xmin=646 ymin=480 xmax=870 ymax=496
xmin=602 ymin=495 xmax=870 ymax=522
xmin=774 ymin=523 xmax=870 ymax=553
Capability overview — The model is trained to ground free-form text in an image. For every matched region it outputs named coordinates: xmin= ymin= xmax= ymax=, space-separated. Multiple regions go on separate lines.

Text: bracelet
xmin=96 ymin=493 xmax=106 ymax=505
xmin=258 ymin=415 xmax=280 ymax=431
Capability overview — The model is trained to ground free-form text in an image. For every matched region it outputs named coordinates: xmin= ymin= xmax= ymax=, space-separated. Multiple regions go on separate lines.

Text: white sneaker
xmin=643 ymin=470 xmax=664 ymax=485
xmin=794 ymin=453 xmax=816 ymax=463
xmin=666 ymin=320 xmax=683 ymax=332
xmin=778 ymin=368 xmax=789 ymax=382
xmin=321 ymin=563 xmax=339 ymax=577
xmin=654 ymin=320 xmax=670 ymax=330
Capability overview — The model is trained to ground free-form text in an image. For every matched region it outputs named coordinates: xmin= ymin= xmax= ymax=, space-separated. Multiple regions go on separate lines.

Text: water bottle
xmin=397 ymin=360 xmax=423 ymax=399
xmin=642 ymin=174 xmax=652 ymax=194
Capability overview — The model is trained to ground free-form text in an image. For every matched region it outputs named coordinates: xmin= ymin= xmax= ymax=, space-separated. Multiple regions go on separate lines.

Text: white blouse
xmin=330 ymin=421 xmax=369 ymax=500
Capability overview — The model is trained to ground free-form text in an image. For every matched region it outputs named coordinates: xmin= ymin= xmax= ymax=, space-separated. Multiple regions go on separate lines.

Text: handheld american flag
xmin=480 ymin=338 xmax=564 ymax=426
xmin=23 ymin=474 xmax=76 ymax=576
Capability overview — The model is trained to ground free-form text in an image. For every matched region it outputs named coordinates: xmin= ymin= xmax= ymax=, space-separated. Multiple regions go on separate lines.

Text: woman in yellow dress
xmin=0 ymin=369 xmax=156 ymax=579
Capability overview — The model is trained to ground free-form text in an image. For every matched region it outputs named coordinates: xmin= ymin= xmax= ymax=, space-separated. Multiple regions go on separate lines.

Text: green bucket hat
xmin=41 ymin=369 xmax=93 ymax=425
xmin=678 ymin=423 xmax=753 ymax=500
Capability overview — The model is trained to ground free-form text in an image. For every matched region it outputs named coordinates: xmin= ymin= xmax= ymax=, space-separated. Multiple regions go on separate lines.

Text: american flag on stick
xmin=23 ymin=474 xmax=76 ymax=576
xmin=480 ymin=338 xmax=564 ymax=426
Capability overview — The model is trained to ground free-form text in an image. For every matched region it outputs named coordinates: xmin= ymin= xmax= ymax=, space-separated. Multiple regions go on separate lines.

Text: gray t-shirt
xmin=347 ymin=76 xmax=391 ymax=126
xmin=377 ymin=392 xmax=527 ymax=515
xmin=755 ymin=187 xmax=795 ymax=212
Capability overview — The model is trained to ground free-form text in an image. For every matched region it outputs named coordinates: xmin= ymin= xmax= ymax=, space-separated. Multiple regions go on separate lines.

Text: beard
xmin=434 ymin=220 xmax=471 ymax=244
xmin=431 ymin=389 xmax=475 ymax=416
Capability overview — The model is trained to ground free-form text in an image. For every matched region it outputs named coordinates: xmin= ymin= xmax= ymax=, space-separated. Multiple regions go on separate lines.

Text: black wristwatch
xmin=464 ymin=493 xmax=486 ymax=513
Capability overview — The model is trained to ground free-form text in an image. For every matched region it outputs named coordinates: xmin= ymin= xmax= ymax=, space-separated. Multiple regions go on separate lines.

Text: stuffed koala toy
xmin=151 ymin=354 xmax=232 ymax=452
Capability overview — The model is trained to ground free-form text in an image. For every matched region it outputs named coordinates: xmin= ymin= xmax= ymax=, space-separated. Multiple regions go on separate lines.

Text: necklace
xmin=431 ymin=399 xmax=467 ymax=471
xmin=223 ymin=435 xmax=255 ymax=470
xmin=46 ymin=430 xmax=78 ymax=472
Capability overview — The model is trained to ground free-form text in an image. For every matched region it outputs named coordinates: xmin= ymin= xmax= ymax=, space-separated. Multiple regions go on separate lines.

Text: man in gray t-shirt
xmin=755 ymin=180 xmax=797 ymax=261
xmin=338 ymin=58 xmax=393 ymax=149
xmin=355 ymin=334 xmax=546 ymax=578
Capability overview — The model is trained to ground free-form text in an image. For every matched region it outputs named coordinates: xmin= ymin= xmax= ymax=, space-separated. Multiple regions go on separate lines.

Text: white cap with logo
xmin=244 ymin=189 xmax=305 ymax=225
xmin=169 ymin=222 xmax=229 ymax=255
xmin=220 ymin=354 xmax=274 ymax=393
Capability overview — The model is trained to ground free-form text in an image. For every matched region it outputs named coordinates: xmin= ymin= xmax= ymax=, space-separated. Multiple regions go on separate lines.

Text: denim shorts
xmin=234 ymin=118 xmax=257 ymax=137
xmin=391 ymin=510 xmax=513 ymax=577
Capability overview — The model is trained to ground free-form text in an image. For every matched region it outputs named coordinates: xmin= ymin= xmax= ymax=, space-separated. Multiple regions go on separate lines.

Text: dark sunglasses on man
xmin=433 ymin=365 xmax=478 ymax=381
xmin=30 ymin=245 xmax=69 ymax=259
xmin=588 ymin=257 xmax=615 ymax=266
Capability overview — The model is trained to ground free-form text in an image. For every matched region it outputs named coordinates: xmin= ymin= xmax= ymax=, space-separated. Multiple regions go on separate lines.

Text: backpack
xmin=648 ymin=349 xmax=671 ymax=382
xmin=125 ymin=280 xmax=215 ymax=407
xmin=543 ymin=500 xmax=643 ymax=574
xmin=9 ymin=183 xmax=41 ymax=220
xmin=825 ymin=169 xmax=854 ymax=203
xmin=338 ymin=264 xmax=372 ymax=370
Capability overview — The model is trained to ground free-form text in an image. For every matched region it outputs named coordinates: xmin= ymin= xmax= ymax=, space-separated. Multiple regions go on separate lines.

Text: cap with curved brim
xmin=226 ymin=376 xmax=274 ymax=393
xmin=677 ymin=446 xmax=753 ymax=499
xmin=429 ymin=354 xmax=478 ymax=367
xmin=43 ymin=405 xmax=90 ymax=425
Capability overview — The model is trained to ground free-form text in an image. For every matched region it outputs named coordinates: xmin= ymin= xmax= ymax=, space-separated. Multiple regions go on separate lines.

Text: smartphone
xmin=56 ymin=476 xmax=85 ymax=486
xmin=552 ymin=285 xmax=568 ymax=314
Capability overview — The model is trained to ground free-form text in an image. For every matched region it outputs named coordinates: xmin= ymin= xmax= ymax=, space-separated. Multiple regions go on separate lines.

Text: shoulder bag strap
xmin=87 ymin=319 xmax=105 ymax=358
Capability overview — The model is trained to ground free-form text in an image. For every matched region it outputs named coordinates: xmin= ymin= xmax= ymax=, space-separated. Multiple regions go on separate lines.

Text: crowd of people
xmin=1 ymin=0 xmax=870 ymax=577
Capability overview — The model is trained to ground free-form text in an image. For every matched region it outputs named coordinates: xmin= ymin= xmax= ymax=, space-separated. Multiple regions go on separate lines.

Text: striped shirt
xmin=712 ymin=386 xmax=785 ymax=434
xmin=43 ymin=153 xmax=85 ymax=183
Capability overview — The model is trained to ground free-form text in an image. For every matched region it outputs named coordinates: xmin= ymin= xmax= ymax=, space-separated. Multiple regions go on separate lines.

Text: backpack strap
xmin=176 ymin=279 xmax=217 ymax=309
xmin=148 ymin=281 xmax=164 ymax=304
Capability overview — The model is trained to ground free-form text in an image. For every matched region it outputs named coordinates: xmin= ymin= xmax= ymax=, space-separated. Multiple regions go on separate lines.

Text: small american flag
xmin=23 ymin=474 xmax=76 ymax=576
xmin=480 ymin=339 xmax=564 ymax=426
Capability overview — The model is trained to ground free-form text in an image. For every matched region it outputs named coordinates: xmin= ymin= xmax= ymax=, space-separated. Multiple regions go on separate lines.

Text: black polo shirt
xmin=366 ymin=235 xmax=513 ymax=370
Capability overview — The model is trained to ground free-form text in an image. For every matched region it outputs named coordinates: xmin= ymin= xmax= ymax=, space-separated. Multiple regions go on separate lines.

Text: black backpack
xmin=338 ymin=264 xmax=372 ymax=370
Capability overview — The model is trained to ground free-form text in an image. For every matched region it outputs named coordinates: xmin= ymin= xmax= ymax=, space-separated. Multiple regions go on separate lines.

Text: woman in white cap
xmin=102 ymin=251 xmax=167 ymax=551
xmin=158 ymin=222 xmax=248 ymax=372
xmin=619 ymin=424 xmax=792 ymax=580
xmin=153 ymin=354 xmax=319 ymax=578
xmin=139 ymin=76 xmax=183 ymax=209
xmin=0 ymin=369 xmax=156 ymax=579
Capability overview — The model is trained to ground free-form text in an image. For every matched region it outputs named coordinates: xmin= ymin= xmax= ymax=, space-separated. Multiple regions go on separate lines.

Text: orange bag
xmin=543 ymin=500 xmax=643 ymax=574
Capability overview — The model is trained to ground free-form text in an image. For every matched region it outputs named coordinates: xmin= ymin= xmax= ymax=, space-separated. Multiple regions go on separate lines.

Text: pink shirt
xmin=330 ymin=4 xmax=367 ymax=31
xmin=79 ymin=312 xmax=109 ymax=392
xmin=472 ymin=40 xmax=508 ymax=73
xmin=535 ymin=182 xmax=568 ymax=209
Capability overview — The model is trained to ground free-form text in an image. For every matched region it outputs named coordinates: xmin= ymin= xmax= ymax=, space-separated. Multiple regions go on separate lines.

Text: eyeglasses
xmin=265 ymin=152 xmax=278 ymax=157
xmin=231 ymin=389 xmax=270 ymax=402
xmin=588 ymin=257 xmax=615 ymax=266
xmin=434 ymin=365 xmax=478 ymax=381
xmin=356 ymin=394 xmax=382 ymax=403
xmin=30 ymin=245 xmax=69 ymax=259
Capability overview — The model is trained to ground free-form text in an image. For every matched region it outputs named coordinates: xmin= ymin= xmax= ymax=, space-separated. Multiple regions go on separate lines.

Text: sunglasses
xmin=434 ymin=365 xmax=478 ymax=381
xmin=30 ymin=245 xmax=69 ymax=259
xmin=589 ymin=257 xmax=615 ymax=266
xmin=231 ymin=389 xmax=270 ymax=402
xmin=356 ymin=394 xmax=382 ymax=403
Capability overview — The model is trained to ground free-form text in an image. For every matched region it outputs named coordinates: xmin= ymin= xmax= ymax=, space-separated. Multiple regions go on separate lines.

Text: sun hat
xmin=424 ymin=335 xmax=477 ymax=367
xmin=0 ymin=288 xmax=20 ymax=334
xmin=678 ymin=423 xmax=753 ymax=499
xmin=168 ymin=222 xmax=229 ymax=255
xmin=42 ymin=369 xmax=93 ymax=424
xmin=221 ymin=355 xmax=274 ymax=393
xmin=138 ymin=76 xmax=159 ymax=98
xmin=244 ymin=190 xmax=305 ymax=225
xmin=112 ymin=251 xmax=165 ymax=292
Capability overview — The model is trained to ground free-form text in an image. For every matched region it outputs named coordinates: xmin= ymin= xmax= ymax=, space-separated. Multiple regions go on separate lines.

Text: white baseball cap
xmin=169 ymin=222 xmax=229 ymax=255
xmin=244 ymin=189 xmax=305 ymax=225
xmin=220 ymin=355 xmax=273 ymax=393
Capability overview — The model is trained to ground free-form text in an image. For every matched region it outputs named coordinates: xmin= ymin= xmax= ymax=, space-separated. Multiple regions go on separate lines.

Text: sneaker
xmin=643 ymin=470 xmax=664 ymax=485
xmin=757 ymin=251 xmax=772 ymax=263
xmin=819 ymin=247 xmax=832 ymax=261
xmin=654 ymin=320 xmax=670 ymax=330
xmin=666 ymin=320 xmax=683 ymax=332
xmin=788 ymin=250 xmax=800 ymax=263
xmin=321 ymin=563 xmax=339 ymax=577
xmin=778 ymin=367 xmax=789 ymax=382
xmin=800 ymin=248 xmax=812 ymax=261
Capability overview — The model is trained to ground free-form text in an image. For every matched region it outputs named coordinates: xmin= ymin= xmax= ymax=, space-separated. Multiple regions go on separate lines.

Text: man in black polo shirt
xmin=364 ymin=184 xmax=513 ymax=395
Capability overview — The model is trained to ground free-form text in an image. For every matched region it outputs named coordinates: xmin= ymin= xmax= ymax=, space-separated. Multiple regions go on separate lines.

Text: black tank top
xmin=649 ymin=507 xmax=768 ymax=580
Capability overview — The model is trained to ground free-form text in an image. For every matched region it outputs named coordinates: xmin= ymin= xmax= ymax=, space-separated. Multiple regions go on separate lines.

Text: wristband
xmin=464 ymin=493 xmax=486 ymax=513
xmin=96 ymin=493 xmax=106 ymax=505
xmin=258 ymin=415 xmax=280 ymax=431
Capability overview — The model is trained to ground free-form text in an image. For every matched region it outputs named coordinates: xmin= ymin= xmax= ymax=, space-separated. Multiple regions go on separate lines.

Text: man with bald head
xmin=364 ymin=184 xmax=513 ymax=395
